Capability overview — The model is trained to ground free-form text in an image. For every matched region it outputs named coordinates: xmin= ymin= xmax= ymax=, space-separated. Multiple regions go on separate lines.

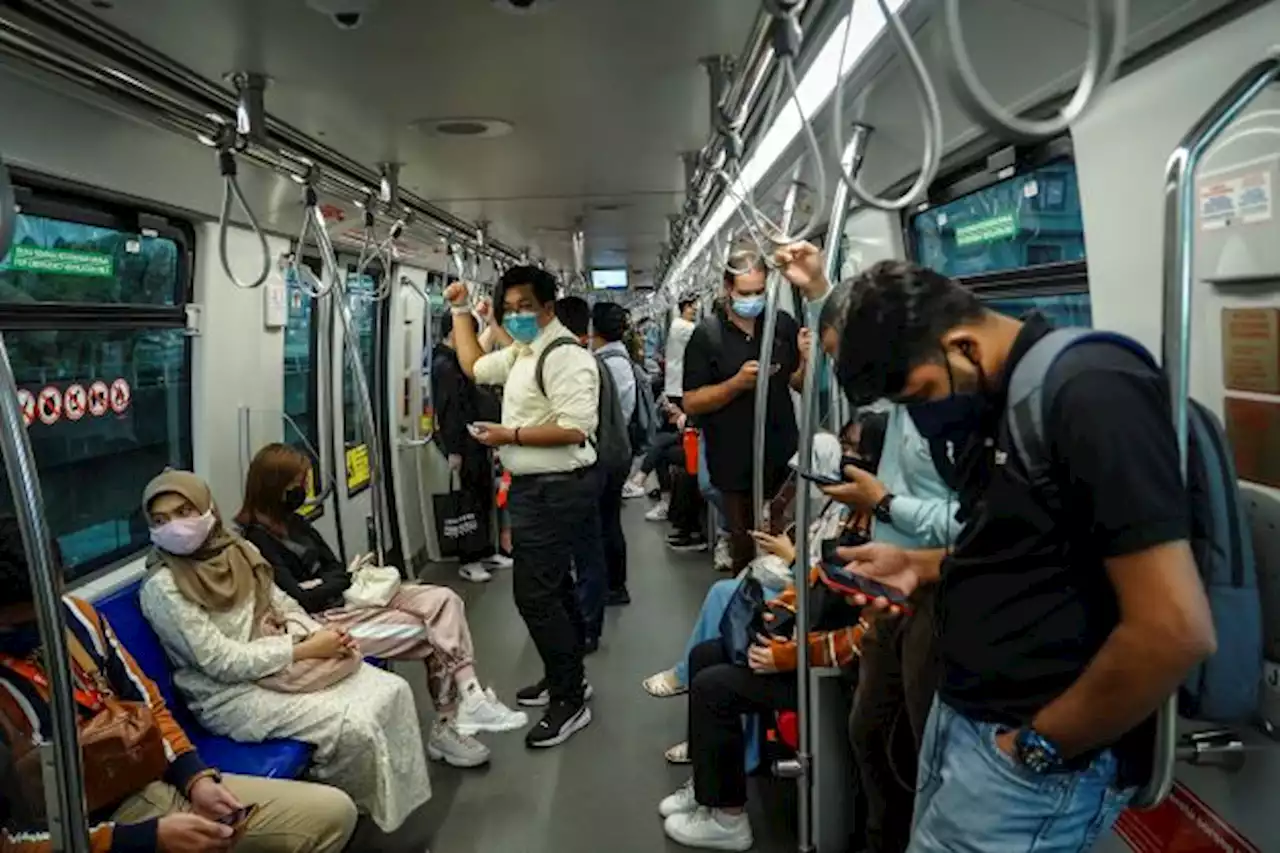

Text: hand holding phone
xmin=466 ymin=423 xmax=484 ymax=438
xmin=798 ymin=469 xmax=844 ymax=487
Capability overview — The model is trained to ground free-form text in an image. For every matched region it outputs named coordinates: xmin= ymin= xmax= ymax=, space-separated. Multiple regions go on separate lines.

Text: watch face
xmin=1015 ymin=730 xmax=1061 ymax=774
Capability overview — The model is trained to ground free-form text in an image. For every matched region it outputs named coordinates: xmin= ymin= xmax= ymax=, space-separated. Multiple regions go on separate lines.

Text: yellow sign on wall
xmin=298 ymin=463 xmax=320 ymax=518
xmin=346 ymin=444 xmax=370 ymax=492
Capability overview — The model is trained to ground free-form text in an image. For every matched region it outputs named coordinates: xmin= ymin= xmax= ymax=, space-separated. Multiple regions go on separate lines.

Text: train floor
xmin=359 ymin=498 xmax=801 ymax=853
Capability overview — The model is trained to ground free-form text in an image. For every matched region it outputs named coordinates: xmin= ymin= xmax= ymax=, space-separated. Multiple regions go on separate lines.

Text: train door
xmin=387 ymin=265 xmax=430 ymax=571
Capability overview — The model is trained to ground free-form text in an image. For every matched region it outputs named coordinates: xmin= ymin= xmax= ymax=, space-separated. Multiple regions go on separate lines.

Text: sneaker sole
xmin=427 ymin=744 xmax=490 ymax=768
xmin=525 ymin=706 xmax=592 ymax=749
xmin=455 ymin=716 xmax=528 ymax=736
xmin=667 ymin=542 xmax=709 ymax=553
xmin=663 ymin=820 xmax=753 ymax=852
xmin=516 ymin=682 xmax=594 ymax=708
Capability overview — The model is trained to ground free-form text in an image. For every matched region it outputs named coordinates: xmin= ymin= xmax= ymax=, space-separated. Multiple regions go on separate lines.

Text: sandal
xmin=665 ymin=741 xmax=691 ymax=764
xmin=642 ymin=669 xmax=687 ymax=698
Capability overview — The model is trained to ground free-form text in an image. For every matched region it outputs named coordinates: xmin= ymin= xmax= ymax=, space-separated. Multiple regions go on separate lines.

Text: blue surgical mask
xmin=503 ymin=312 xmax=540 ymax=344
xmin=732 ymin=295 xmax=766 ymax=319
xmin=907 ymin=395 xmax=987 ymax=448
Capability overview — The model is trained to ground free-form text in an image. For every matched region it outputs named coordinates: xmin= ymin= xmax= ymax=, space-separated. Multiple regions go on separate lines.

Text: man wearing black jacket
xmin=432 ymin=312 xmax=506 ymax=582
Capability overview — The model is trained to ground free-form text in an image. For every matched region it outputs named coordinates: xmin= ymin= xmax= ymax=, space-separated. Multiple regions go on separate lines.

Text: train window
xmin=0 ymin=189 xmax=193 ymax=580
xmin=909 ymin=160 xmax=1086 ymax=279
xmin=984 ymin=293 xmax=1093 ymax=328
xmin=283 ymin=265 xmax=323 ymax=517
xmin=342 ymin=267 xmax=377 ymax=494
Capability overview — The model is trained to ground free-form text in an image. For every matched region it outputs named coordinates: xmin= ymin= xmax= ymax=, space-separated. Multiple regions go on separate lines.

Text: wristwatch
xmin=1012 ymin=728 xmax=1065 ymax=774
xmin=872 ymin=493 xmax=895 ymax=524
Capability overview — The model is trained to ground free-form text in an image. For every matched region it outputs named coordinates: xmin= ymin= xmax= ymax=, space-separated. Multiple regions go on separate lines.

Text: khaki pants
xmin=112 ymin=774 xmax=358 ymax=853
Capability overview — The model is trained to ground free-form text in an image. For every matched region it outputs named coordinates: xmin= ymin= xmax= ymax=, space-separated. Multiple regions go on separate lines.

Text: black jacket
xmin=431 ymin=343 xmax=484 ymax=459
xmin=242 ymin=516 xmax=349 ymax=613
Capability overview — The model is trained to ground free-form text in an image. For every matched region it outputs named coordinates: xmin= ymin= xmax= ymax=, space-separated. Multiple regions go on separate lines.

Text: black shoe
xmin=648 ymin=488 xmax=662 ymax=500
xmin=583 ymin=635 xmax=600 ymax=655
xmin=525 ymin=700 xmax=592 ymax=748
xmin=667 ymin=532 xmax=709 ymax=552
xmin=516 ymin=678 xmax=595 ymax=708
xmin=605 ymin=587 xmax=631 ymax=607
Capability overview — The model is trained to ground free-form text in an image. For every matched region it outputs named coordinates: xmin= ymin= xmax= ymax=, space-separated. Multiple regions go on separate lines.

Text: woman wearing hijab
xmin=137 ymin=470 xmax=431 ymax=834
xmin=235 ymin=444 xmax=525 ymax=758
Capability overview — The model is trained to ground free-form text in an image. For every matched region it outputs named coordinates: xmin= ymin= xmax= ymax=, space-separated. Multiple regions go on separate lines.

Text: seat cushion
xmin=189 ymin=731 xmax=312 ymax=779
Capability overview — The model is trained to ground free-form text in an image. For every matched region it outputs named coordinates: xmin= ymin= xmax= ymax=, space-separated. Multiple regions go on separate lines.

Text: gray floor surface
xmin=356 ymin=499 xmax=800 ymax=853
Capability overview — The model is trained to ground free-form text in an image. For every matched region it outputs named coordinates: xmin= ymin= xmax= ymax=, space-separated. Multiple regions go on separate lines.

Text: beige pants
xmin=112 ymin=774 xmax=357 ymax=853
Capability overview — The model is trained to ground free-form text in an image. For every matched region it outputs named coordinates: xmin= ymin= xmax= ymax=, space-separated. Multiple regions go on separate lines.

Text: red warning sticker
xmin=64 ymin=384 xmax=87 ymax=422
xmin=1114 ymin=782 xmax=1260 ymax=853
xmin=109 ymin=378 xmax=131 ymax=415
xmin=37 ymin=386 xmax=61 ymax=426
xmin=88 ymin=380 xmax=109 ymax=417
xmin=17 ymin=389 xmax=34 ymax=428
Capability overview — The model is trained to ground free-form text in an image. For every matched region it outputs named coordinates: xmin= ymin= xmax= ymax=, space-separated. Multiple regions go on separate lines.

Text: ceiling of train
xmin=66 ymin=0 xmax=760 ymax=286
xmin=63 ymin=0 xmax=1242 ymax=289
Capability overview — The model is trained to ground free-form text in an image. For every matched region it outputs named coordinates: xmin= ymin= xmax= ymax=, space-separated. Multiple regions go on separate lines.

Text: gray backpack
xmin=536 ymin=337 xmax=632 ymax=472
xmin=1007 ymin=327 xmax=1262 ymax=723
xmin=598 ymin=349 xmax=659 ymax=455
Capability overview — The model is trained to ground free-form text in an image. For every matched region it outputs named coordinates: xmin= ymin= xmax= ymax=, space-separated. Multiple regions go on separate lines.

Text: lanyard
xmin=0 ymin=652 xmax=105 ymax=712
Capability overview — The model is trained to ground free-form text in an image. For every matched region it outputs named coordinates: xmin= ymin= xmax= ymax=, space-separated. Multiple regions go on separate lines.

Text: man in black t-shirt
xmin=829 ymin=260 xmax=1215 ymax=852
xmin=682 ymin=249 xmax=806 ymax=573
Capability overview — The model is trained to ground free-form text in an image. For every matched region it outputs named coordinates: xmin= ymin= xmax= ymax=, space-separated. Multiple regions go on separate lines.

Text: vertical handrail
xmin=0 ymin=336 xmax=92 ymax=853
xmin=1133 ymin=54 xmax=1280 ymax=811
xmin=795 ymin=126 xmax=866 ymax=853
xmin=751 ymin=166 xmax=803 ymax=526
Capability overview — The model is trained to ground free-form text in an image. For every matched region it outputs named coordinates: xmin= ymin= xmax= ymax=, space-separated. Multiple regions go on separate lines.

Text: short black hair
xmin=555 ymin=296 xmax=590 ymax=337
xmin=592 ymin=302 xmax=628 ymax=343
xmin=835 ymin=260 xmax=985 ymax=405
xmin=439 ymin=311 xmax=453 ymax=339
xmin=678 ymin=295 xmax=698 ymax=312
xmin=499 ymin=265 xmax=559 ymax=308
xmin=0 ymin=516 xmax=62 ymax=609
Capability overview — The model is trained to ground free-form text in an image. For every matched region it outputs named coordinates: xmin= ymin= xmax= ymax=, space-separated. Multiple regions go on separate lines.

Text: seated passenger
xmin=0 ymin=516 xmax=358 ymax=853
xmin=137 ymin=470 xmax=430 ymax=833
xmin=236 ymin=444 xmax=526 ymax=763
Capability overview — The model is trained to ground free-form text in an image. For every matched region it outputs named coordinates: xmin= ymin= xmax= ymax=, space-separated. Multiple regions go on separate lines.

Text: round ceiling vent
xmin=490 ymin=0 xmax=558 ymax=14
xmin=412 ymin=118 xmax=515 ymax=139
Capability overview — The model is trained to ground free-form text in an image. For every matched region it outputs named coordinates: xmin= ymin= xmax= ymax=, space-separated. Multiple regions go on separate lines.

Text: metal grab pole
xmin=795 ymin=126 xmax=866 ymax=853
xmin=1132 ymin=54 xmax=1280 ymax=812
xmin=0 ymin=337 xmax=92 ymax=853
xmin=751 ymin=167 xmax=803 ymax=527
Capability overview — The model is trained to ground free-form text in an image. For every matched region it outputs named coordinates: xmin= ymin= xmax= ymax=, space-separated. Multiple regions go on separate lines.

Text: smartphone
xmin=216 ymin=804 xmax=258 ymax=828
xmin=818 ymin=537 xmax=911 ymax=608
xmin=798 ymin=469 xmax=844 ymax=487
xmin=466 ymin=423 xmax=484 ymax=438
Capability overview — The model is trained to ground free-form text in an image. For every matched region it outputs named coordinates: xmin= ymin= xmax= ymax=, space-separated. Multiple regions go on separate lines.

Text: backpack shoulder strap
xmin=534 ymin=336 xmax=579 ymax=398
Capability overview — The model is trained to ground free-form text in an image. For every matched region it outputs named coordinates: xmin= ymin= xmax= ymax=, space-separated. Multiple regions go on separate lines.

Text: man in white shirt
xmin=590 ymin=301 xmax=637 ymax=608
xmin=665 ymin=295 xmax=698 ymax=410
xmin=445 ymin=268 xmax=599 ymax=749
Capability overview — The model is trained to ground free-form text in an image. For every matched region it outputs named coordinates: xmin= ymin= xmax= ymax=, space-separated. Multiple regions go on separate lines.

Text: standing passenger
xmin=682 ymin=249 xmax=807 ymax=573
xmin=590 ymin=301 xmax=635 ymax=608
xmin=832 ymin=261 xmax=1216 ymax=852
xmin=445 ymin=269 xmax=598 ymax=748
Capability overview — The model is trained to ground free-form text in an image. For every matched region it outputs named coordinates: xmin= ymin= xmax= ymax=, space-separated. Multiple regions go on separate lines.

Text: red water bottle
xmin=683 ymin=428 xmax=699 ymax=476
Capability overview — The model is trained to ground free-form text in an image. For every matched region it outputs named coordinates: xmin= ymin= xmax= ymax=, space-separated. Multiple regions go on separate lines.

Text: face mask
xmin=150 ymin=510 xmax=217 ymax=556
xmin=905 ymin=346 xmax=993 ymax=447
xmin=731 ymin=295 xmax=766 ymax=319
xmin=503 ymin=311 xmax=540 ymax=344
xmin=282 ymin=486 xmax=307 ymax=512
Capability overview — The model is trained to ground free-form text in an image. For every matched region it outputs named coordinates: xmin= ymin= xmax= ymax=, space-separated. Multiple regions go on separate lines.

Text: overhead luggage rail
xmin=0 ymin=0 xmax=525 ymax=266
xmin=1136 ymin=51 xmax=1280 ymax=810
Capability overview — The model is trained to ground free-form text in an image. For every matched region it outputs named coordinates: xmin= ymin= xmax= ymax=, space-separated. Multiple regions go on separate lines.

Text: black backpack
xmin=535 ymin=337 xmax=632 ymax=472
xmin=1006 ymin=327 xmax=1262 ymax=723
xmin=598 ymin=350 xmax=659 ymax=455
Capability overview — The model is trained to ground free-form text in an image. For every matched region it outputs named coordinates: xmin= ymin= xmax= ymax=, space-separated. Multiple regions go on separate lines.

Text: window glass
xmin=342 ymin=269 xmax=377 ymax=492
xmin=284 ymin=270 xmax=319 ymax=455
xmin=0 ymin=328 xmax=191 ymax=578
xmin=984 ymin=293 xmax=1093 ymax=328
xmin=910 ymin=160 xmax=1086 ymax=278
xmin=0 ymin=213 xmax=180 ymax=306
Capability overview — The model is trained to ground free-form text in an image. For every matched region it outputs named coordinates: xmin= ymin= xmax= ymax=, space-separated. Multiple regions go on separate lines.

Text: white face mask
xmin=150 ymin=510 xmax=217 ymax=556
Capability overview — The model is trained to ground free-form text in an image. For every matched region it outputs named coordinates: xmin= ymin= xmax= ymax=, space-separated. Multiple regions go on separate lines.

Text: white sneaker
xmin=427 ymin=720 xmax=490 ymax=768
xmin=659 ymin=780 xmax=698 ymax=818
xmin=483 ymin=553 xmax=513 ymax=570
xmin=455 ymin=687 xmax=528 ymax=735
xmin=459 ymin=562 xmax=492 ymax=583
xmin=713 ymin=537 xmax=733 ymax=571
xmin=664 ymin=808 xmax=753 ymax=851
xmin=645 ymin=501 xmax=669 ymax=522
xmin=622 ymin=481 xmax=647 ymax=499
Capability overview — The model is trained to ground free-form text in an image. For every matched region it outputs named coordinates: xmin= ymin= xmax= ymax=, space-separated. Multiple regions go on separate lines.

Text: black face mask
xmin=282 ymin=486 xmax=307 ymax=512
xmin=906 ymin=345 xmax=994 ymax=448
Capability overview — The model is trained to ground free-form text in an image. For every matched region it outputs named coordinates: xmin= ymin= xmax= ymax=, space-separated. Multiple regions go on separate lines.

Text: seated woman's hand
xmin=296 ymin=629 xmax=350 ymax=660
xmin=750 ymin=530 xmax=796 ymax=565
xmin=747 ymin=635 xmax=781 ymax=675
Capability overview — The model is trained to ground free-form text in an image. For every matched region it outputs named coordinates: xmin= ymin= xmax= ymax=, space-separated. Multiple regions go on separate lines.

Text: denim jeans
xmin=672 ymin=577 xmax=785 ymax=773
xmin=696 ymin=433 xmax=726 ymax=533
xmin=908 ymin=698 xmax=1134 ymax=852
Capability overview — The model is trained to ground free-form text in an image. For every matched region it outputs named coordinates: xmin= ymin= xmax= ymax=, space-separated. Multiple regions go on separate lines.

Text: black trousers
xmin=668 ymin=468 xmax=705 ymax=535
xmin=509 ymin=467 xmax=597 ymax=704
xmin=687 ymin=639 xmax=797 ymax=809
xmin=640 ymin=432 xmax=684 ymax=492
xmin=456 ymin=450 xmax=496 ymax=565
xmin=600 ymin=465 xmax=629 ymax=594
xmin=848 ymin=586 xmax=939 ymax=853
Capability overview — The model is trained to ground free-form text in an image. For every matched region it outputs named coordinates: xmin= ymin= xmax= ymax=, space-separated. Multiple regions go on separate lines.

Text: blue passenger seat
xmin=94 ymin=579 xmax=313 ymax=779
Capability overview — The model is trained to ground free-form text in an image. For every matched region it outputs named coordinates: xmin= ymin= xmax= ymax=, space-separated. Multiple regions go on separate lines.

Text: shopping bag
xmin=433 ymin=474 xmax=490 ymax=558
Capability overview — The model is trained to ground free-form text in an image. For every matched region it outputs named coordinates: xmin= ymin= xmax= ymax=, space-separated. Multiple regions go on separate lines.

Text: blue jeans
xmin=696 ymin=433 xmax=726 ymax=531
xmin=673 ymin=577 xmax=785 ymax=773
xmin=908 ymin=698 xmax=1134 ymax=852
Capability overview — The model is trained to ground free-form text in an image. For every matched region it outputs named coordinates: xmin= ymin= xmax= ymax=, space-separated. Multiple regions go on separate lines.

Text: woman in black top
xmin=237 ymin=443 xmax=527 ymax=767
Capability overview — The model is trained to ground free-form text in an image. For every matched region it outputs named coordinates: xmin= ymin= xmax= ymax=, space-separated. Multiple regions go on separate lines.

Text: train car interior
xmin=1 ymin=0 xmax=1279 ymax=851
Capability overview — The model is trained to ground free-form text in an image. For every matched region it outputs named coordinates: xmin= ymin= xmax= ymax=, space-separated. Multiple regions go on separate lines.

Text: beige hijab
xmin=143 ymin=470 xmax=275 ymax=622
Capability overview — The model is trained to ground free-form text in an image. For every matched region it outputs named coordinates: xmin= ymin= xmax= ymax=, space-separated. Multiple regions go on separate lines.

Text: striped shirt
xmin=1 ymin=597 xmax=210 ymax=852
